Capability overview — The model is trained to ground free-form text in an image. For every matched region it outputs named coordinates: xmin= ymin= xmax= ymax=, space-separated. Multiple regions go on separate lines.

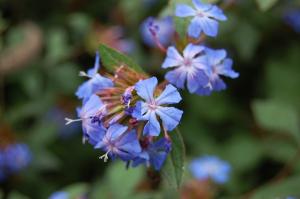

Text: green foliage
xmin=99 ymin=44 xmax=144 ymax=73
xmin=252 ymin=99 xmax=300 ymax=141
xmin=256 ymin=0 xmax=279 ymax=11
xmin=251 ymin=175 xmax=300 ymax=199
xmin=162 ymin=129 xmax=185 ymax=189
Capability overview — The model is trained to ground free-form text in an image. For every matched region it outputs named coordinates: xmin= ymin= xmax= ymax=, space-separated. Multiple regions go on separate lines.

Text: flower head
xmin=141 ymin=16 xmax=174 ymax=48
xmin=76 ymin=52 xmax=114 ymax=102
xmin=95 ymin=124 xmax=142 ymax=162
xmin=189 ymin=155 xmax=231 ymax=184
xmin=133 ymin=77 xmax=183 ymax=136
xmin=196 ymin=48 xmax=239 ymax=96
xmin=162 ymin=44 xmax=209 ymax=93
xmin=4 ymin=143 xmax=31 ymax=173
xmin=176 ymin=0 xmax=227 ymax=38
xmin=132 ymin=137 xmax=171 ymax=170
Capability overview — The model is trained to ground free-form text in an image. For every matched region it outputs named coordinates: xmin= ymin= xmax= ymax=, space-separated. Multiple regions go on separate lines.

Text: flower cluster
xmin=67 ymin=0 xmax=238 ymax=171
xmin=0 ymin=143 xmax=31 ymax=182
xmin=67 ymin=53 xmax=182 ymax=170
xmin=189 ymin=155 xmax=231 ymax=184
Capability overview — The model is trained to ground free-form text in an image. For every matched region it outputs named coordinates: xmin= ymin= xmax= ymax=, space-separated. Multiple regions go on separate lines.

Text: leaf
xmin=161 ymin=128 xmax=185 ymax=189
xmin=251 ymin=175 xmax=300 ymax=199
xmin=252 ymin=99 xmax=300 ymax=141
xmin=255 ymin=0 xmax=278 ymax=11
xmin=7 ymin=192 xmax=30 ymax=199
xmin=98 ymin=44 xmax=144 ymax=73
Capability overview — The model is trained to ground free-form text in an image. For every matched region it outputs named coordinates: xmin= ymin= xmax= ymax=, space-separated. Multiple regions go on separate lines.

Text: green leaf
xmin=98 ymin=44 xmax=144 ymax=73
xmin=7 ymin=192 xmax=30 ymax=199
xmin=252 ymin=99 xmax=300 ymax=141
xmin=255 ymin=0 xmax=278 ymax=11
xmin=251 ymin=175 xmax=300 ymax=199
xmin=162 ymin=128 xmax=185 ymax=189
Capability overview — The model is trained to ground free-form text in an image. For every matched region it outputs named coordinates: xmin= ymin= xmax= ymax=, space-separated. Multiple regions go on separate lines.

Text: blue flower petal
xmin=106 ymin=124 xmax=128 ymax=141
xmin=143 ymin=111 xmax=161 ymax=136
xmin=87 ymin=52 xmax=100 ymax=77
xmin=198 ymin=17 xmax=219 ymax=37
xmin=135 ymin=77 xmax=158 ymax=102
xmin=162 ymin=46 xmax=183 ymax=68
xmin=187 ymin=68 xmax=209 ymax=93
xmin=192 ymin=0 xmax=212 ymax=11
xmin=211 ymin=77 xmax=226 ymax=91
xmin=183 ymin=44 xmax=205 ymax=58
xmin=165 ymin=68 xmax=187 ymax=89
xmin=188 ymin=18 xmax=202 ymax=38
xmin=155 ymin=84 xmax=182 ymax=105
xmin=206 ymin=5 xmax=227 ymax=21
xmin=175 ymin=4 xmax=196 ymax=17
xmin=218 ymin=58 xmax=239 ymax=78
xmin=156 ymin=107 xmax=183 ymax=131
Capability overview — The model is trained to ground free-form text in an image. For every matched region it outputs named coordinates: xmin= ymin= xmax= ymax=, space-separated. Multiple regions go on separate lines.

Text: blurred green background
xmin=1 ymin=0 xmax=300 ymax=198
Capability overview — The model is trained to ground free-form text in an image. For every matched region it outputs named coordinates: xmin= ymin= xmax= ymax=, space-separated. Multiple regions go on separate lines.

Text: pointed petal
xmin=91 ymin=74 xmax=114 ymax=93
xmin=198 ymin=17 xmax=219 ymax=37
xmin=188 ymin=18 xmax=202 ymax=38
xmin=187 ymin=68 xmax=209 ymax=93
xmin=150 ymin=151 xmax=168 ymax=170
xmin=156 ymin=107 xmax=183 ymax=131
xmin=175 ymin=4 xmax=196 ymax=17
xmin=211 ymin=77 xmax=226 ymax=91
xmin=196 ymin=85 xmax=212 ymax=96
xmin=165 ymin=67 xmax=187 ymax=89
xmin=155 ymin=84 xmax=182 ymax=105
xmin=118 ymin=131 xmax=141 ymax=154
xmin=206 ymin=48 xmax=227 ymax=65
xmin=75 ymin=81 xmax=93 ymax=101
xmin=135 ymin=77 xmax=158 ymax=102
xmin=183 ymin=43 xmax=205 ymax=58
xmin=81 ymin=94 xmax=104 ymax=118
xmin=106 ymin=124 xmax=128 ymax=141
xmin=162 ymin=46 xmax=183 ymax=68
xmin=192 ymin=0 xmax=212 ymax=11
xmin=206 ymin=5 xmax=227 ymax=21
xmin=217 ymin=58 xmax=239 ymax=78
xmin=143 ymin=111 xmax=161 ymax=136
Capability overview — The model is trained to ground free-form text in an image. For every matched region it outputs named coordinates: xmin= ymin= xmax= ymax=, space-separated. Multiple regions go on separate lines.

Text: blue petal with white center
xmin=94 ymin=124 xmax=142 ymax=161
xmin=189 ymin=155 xmax=231 ymax=184
xmin=196 ymin=48 xmax=239 ymax=96
xmin=175 ymin=0 xmax=227 ymax=38
xmin=134 ymin=77 xmax=183 ymax=136
xmin=162 ymin=44 xmax=209 ymax=93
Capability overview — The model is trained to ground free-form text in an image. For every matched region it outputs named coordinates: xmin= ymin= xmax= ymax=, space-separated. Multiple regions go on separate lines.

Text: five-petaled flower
xmin=189 ymin=155 xmax=231 ymax=184
xmin=94 ymin=124 xmax=142 ymax=162
xmin=162 ymin=44 xmax=209 ymax=94
xmin=133 ymin=77 xmax=183 ymax=136
xmin=196 ymin=48 xmax=239 ymax=96
xmin=176 ymin=0 xmax=227 ymax=38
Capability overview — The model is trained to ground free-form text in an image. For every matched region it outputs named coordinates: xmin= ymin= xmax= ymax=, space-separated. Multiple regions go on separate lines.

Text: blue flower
xmin=0 ymin=151 xmax=6 ymax=181
xmin=140 ymin=16 xmax=174 ymax=48
xmin=162 ymin=44 xmax=209 ymax=93
xmin=76 ymin=52 xmax=113 ymax=102
xmin=283 ymin=9 xmax=300 ymax=33
xmin=75 ymin=94 xmax=107 ymax=145
xmin=133 ymin=77 xmax=183 ymax=136
xmin=48 ymin=191 xmax=69 ymax=199
xmin=196 ymin=48 xmax=239 ymax=96
xmin=4 ymin=143 xmax=31 ymax=173
xmin=189 ymin=155 xmax=231 ymax=184
xmin=132 ymin=138 xmax=171 ymax=170
xmin=176 ymin=0 xmax=227 ymax=38
xmin=94 ymin=124 xmax=142 ymax=162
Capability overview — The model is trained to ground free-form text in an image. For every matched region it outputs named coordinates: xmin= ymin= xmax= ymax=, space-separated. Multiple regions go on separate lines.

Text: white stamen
xmin=99 ymin=151 xmax=110 ymax=162
xmin=79 ymin=71 xmax=90 ymax=78
xmin=65 ymin=117 xmax=82 ymax=125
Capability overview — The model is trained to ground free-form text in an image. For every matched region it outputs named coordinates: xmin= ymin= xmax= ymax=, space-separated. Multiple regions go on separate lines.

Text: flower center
xmin=148 ymin=101 xmax=157 ymax=110
xmin=183 ymin=58 xmax=192 ymax=67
